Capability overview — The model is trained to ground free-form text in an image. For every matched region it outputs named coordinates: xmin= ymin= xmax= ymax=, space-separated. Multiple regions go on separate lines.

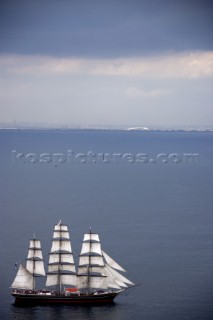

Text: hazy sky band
xmin=0 ymin=0 xmax=212 ymax=128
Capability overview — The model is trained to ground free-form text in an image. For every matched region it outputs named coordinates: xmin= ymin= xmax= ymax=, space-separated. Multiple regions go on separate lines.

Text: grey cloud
xmin=0 ymin=0 xmax=212 ymax=57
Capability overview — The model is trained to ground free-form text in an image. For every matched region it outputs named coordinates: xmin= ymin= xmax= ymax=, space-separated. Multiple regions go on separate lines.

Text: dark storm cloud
xmin=0 ymin=0 xmax=212 ymax=58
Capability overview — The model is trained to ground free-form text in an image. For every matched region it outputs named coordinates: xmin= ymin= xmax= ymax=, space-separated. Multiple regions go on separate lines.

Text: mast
xmin=46 ymin=221 xmax=76 ymax=293
xmin=11 ymin=237 xmax=45 ymax=291
xmin=77 ymin=230 xmax=135 ymax=293
xmin=26 ymin=236 xmax=46 ymax=290
xmin=11 ymin=264 xmax=34 ymax=290
xmin=77 ymin=229 xmax=107 ymax=293
xmin=87 ymin=227 xmax=92 ymax=294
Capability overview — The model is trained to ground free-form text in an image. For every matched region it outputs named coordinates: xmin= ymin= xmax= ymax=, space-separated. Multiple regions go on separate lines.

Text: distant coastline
xmin=0 ymin=126 xmax=212 ymax=132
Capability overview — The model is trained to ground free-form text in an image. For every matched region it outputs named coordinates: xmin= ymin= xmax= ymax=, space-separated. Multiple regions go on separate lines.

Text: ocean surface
xmin=0 ymin=129 xmax=213 ymax=320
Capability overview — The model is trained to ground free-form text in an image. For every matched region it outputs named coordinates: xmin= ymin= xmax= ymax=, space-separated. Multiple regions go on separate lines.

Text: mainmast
xmin=46 ymin=221 xmax=76 ymax=293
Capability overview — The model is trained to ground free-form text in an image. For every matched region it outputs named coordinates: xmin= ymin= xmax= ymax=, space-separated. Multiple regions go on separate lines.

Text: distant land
xmin=0 ymin=122 xmax=212 ymax=132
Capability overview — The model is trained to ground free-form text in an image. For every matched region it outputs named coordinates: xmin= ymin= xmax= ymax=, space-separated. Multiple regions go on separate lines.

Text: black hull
xmin=12 ymin=292 xmax=118 ymax=305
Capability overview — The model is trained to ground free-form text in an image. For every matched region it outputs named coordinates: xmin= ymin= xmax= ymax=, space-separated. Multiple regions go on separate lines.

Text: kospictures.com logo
xmin=11 ymin=150 xmax=199 ymax=167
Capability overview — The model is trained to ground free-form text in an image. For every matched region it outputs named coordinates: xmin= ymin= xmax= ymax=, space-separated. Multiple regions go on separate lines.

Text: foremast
xmin=77 ymin=229 xmax=135 ymax=294
xmin=77 ymin=228 xmax=107 ymax=294
xmin=46 ymin=221 xmax=76 ymax=294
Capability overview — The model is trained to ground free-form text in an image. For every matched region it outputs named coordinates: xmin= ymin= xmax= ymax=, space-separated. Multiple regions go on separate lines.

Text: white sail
xmin=115 ymin=280 xmax=128 ymax=288
xmin=55 ymin=224 xmax=68 ymax=232
xmin=29 ymin=240 xmax=41 ymax=249
xmin=46 ymin=273 xmax=77 ymax=287
xmin=105 ymin=264 xmax=134 ymax=286
xmin=49 ymin=253 xmax=60 ymax=264
xmin=11 ymin=264 xmax=34 ymax=290
xmin=102 ymin=250 xmax=126 ymax=272
xmin=77 ymin=230 xmax=111 ymax=292
xmin=77 ymin=275 xmax=108 ymax=289
xmin=105 ymin=270 xmax=123 ymax=289
xmin=26 ymin=239 xmax=45 ymax=277
xmin=78 ymin=265 xmax=105 ymax=275
xmin=79 ymin=255 xmax=105 ymax=267
xmin=53 ymin=231 xmax=70 ymax=239
xmin=48 ymin=264 xmax=76 ymax=273
xmin=104 ymin=267 xmax=127 ymax=289
xmin=80 ymin=242 xmax=102 ymax=255
xmin=46 ymin=222 xmax=76 ymax=290
xmin=83 ymin=233 xmax=100 ymax=242
xmin=27 ymin=249 xmax=43 ymax=260
xmin=26 ymin=260 xmax=46 ymax=276
xmin=60 ymin=274 xmax=77 ymax=286
xmin=78 ymin=231 xmax=132 ymax=290
xmin=48 ymin=253 xmax=75 ymax=265
xmin=51 ymin=240 xmax=72 ymax=253
xmin=61 ymin=253 xmax=75 ymax=264
xmin=46 ymin=274 xmax=58 ymax=287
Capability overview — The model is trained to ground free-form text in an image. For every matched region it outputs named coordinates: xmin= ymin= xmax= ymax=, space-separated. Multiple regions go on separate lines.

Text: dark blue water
xmin=0 ymin=129 xmax=213 ymax=320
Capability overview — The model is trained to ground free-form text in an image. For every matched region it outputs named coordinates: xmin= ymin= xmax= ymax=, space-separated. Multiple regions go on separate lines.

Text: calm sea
xmin=0 ymin=129 xmax=213 ymax=320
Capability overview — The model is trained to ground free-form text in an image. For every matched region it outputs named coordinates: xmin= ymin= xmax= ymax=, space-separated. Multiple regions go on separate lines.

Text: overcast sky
xmin=0 ymin=0 xmax=212 ymax=129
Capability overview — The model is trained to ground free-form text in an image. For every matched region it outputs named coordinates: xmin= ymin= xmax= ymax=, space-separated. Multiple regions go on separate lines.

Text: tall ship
xmin=11 ymin=222 xmax=135 ymax=304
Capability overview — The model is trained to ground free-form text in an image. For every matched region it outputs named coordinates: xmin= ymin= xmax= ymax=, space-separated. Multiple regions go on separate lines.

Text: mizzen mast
xmin=11 ymin=237 xmax=45 ymax=291
xmin=26 ymin=236 xmax=46 ymax=290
